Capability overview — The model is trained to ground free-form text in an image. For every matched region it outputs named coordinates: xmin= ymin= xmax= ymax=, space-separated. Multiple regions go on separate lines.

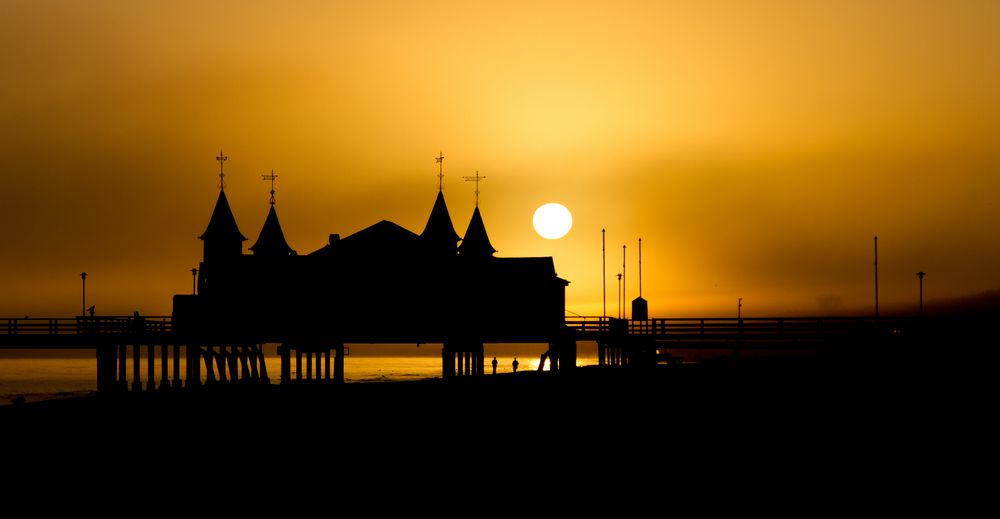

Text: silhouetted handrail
xmin=1 ymin=316 xmax=172 ymax=336
xmin=566 ymin=316 xmax=906 ymax=340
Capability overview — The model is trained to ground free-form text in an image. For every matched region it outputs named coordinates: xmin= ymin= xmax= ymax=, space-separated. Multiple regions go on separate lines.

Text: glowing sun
xmin=533 ymin=203 xmax=573 ymax=239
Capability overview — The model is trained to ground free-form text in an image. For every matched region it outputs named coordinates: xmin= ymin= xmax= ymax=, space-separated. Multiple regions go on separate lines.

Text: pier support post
xmin=119 ymin=343 xmax=128 ymax=390
xmin=306 ymin=351 xmax=313 ymax=380
xmin=324 ymin=349 xmax=331 ymax=380
xmin=147 ymin=344 xmax=156 ymax=391
xmin=226 ymin=345 xmax=239 ymax=381
xmin=295 ymin=348 xmax=303 ymax=381
xmin=159 ymin=344 xmax=169 ymax=390
xmin=249 ymin=345 xmax=260 ymax=380
xmin=333 ymin=343 xmax=344 ymax=384
xmin=172 ymin=344 xmax=181 ymax=389
xmin=96 ymin=344 xmax=114 ymax=393
xmin=239 ymin=345 xmax=250 ymax=381
xmin=186 ymin=344 xmax=198 ymax=387
xmin=477 ymin=343 xmax=484 ymax=376
xmin=190 ymin=344 xmax=202 ymax=387
xmin=218 ymin=346 xmax=229 ymax=382
xmin=442 ymin=344 xmax=454 ymax=379
xmin=279 ymin=344 xmax=291 ymax=384
xmin=257 ymin=344 xmax=270 ymax=383
xmin=556 ymin=338 xmax=576 ymax=371
xmin=132 ymin=343 xmax=142 ymax=392
xmin=204 ymin=346 xmax=217 ymax=383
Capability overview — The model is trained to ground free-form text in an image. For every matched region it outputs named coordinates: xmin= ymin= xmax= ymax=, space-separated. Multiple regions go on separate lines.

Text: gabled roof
xmin=458 ymin=206 xmax=496 ymax=257
xmin=340 ymin=220 xmax=419 ymax=252
xmin=250 ymin=205 xmax=294 ymax=257
xmin=199 ymin=190 xmax=247 ymax=242
xmin=420 ymin=191 xmax=461 ymax=248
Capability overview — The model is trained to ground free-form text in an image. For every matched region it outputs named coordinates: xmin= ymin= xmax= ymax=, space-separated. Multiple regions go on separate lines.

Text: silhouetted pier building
xmin=0 ymin=157 xmax=944 ymax=394
xmin=173 ymin=169 xmax=570 ymax=383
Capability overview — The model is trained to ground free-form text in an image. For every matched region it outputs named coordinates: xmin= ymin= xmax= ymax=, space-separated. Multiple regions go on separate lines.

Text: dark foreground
xmin=1 ymin=355 xmax=984 ymax=498
xmin=1 ymin=356 xmax=958 ymax=433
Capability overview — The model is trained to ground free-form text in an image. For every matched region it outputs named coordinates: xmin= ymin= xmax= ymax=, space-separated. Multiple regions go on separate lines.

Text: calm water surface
xmin=0 ymin=345 xmax=599 ymax=404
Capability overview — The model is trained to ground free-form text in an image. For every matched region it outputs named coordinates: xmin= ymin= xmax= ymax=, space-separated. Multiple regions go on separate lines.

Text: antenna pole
xmin=602 ymin=229 xmax=606 ymax=320
xmin=622 ymin=244 xmax=627 ymax=320
xmin=617 ymin=273 xmax=622 ymax=319
xmin=638 ymin=238 xmax=643 ymax=298
xmin=874 ymin=236 xmax=879 ymax=318
xmin=916 ymin=271 xmax=926 ymax=317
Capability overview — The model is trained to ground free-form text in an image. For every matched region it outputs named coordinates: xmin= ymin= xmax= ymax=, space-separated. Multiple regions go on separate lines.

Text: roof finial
xmin=435 ymin=151 xmax=445 ymax=192
xmin=463 ymin=170 xmax=486 ymax=207
xmin=216 ymin=150 xmax=228 ymax=190
xmin=262 ymin=170 xmax=278 ymax=206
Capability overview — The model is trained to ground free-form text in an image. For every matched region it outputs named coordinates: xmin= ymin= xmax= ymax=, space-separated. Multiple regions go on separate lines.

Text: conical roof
xmin=250 ymin=205 xmax=294 ymax=257
xmin=420 ymin=191 xmax=461 ymax=252
xmin=199 ymin=189 xmax=247 ymax=243
xmin=458 ymin=206 xmax=496 ymax=257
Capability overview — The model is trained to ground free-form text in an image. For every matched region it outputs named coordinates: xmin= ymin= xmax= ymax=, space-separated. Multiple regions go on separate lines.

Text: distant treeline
xmin=921 ymin=289 xmax=1000 ymax=317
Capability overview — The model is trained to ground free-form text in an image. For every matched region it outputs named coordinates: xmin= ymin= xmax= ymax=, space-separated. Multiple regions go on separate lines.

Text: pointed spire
xmin=421 ymin=155 xmax=460 ymax=254
xmin=199 ymin=189 xmax=247 ymax=261
xmin=250 ymin=204 xmax=295 ymax=257
xmin=200 ymin=152 xmax=245 ymax=262
xmin=421 ymin=191 xmax=461 ymax=253
xmin=459 ymin=206 xmax=496 ymax=257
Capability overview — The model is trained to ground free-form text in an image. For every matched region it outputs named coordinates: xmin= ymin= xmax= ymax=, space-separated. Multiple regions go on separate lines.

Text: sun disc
xmin=533 ymin=203 xmax=573 ymax=239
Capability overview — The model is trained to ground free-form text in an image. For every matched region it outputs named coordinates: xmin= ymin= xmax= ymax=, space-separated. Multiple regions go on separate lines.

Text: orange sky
xmin=1 ymin=0 xmax=998 ymax=317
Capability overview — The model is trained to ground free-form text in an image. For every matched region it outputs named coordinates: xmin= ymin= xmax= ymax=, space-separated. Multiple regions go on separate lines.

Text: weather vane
xmin=463 ymin=170 xmax=486 ymax=206
xmin=216 ymin=150 xmax=227 ymax=190
xmin=262 ymin=170 xmax=278 ymax=206
xmin=435 ymin=151 xmax=445 ymax=192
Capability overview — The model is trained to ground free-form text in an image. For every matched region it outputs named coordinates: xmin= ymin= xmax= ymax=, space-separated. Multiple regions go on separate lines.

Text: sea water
xmin=0 ymin=344 xmax=599 ymax=404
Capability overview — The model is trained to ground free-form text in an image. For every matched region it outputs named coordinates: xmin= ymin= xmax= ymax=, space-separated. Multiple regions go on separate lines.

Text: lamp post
xmin=80 ymin=272 xmax=87 ymax=317
xmin=738 ymin=297 xmax=743 ymax=320
xmin=916 ymin=271 xmax=926 ymax=317
xmin=622 ymin=244 xmax=626 ymax=320
xmin=191 ymin=267 xmax=198 ymax=295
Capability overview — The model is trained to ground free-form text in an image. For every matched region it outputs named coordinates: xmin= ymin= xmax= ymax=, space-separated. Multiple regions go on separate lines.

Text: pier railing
xmin=565 ymin=316 xmax=904 ymax=341
xmin=2 ymin=316 xmax=172 ymax=337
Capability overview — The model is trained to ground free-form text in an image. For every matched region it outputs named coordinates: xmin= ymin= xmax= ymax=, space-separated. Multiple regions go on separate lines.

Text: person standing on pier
xmin=492 ymin=356 xmax=498 ymax=375
xmin=512 ymin=357 xmax=519 ymax=373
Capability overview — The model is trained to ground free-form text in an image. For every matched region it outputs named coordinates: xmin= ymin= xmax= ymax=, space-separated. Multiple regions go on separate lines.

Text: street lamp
xmin=916 ymin=271 xmax=926 ymax=317
xmin=738 ymin=297 xmax=743 ymax=320
xmin=191 ymin=267 xmax=198 ymax=295
xmin=80 ymin=272 xmax=87 ymax=316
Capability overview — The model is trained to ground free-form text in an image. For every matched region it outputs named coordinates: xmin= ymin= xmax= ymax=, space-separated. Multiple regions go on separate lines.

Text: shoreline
xmin=1 ymin=356 xmax=934 ymax=419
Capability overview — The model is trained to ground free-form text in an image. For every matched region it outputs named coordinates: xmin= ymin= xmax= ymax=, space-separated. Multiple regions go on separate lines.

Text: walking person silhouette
xmin=512 ymin=357 xmax=519 ymax=373
xmin=492 ymin=356 xmax=498 ymax=375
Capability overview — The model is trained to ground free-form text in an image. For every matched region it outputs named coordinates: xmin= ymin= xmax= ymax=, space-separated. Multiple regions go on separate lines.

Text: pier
xmin=1 ymin=313 xmax=927 ymax=394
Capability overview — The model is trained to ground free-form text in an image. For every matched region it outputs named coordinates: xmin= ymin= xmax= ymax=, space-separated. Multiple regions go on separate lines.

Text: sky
xmin=1 ymin=0 xmax=998 ymax=317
